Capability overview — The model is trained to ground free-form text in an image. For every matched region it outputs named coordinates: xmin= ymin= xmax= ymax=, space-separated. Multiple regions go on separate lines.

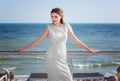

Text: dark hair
xmin=51 ymin=7 xmax=65 ymax=24
xmin=117 ymin=66 xmax=120 ymax=72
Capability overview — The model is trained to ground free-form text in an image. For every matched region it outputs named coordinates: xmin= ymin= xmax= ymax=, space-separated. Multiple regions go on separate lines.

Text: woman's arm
xmin=17 ymin=27 xmax=49 ymax=54
xmin=68 ymin=24 xmax=96 ymax=54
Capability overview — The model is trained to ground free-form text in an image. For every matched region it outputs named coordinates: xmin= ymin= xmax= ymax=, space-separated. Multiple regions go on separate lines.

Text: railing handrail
xmin=0 ymin=51 xmax=120 ymax=55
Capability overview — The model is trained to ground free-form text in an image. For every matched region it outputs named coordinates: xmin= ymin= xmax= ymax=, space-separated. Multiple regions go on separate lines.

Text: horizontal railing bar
xmin=0 ymin=51 xmax=120 ymax=55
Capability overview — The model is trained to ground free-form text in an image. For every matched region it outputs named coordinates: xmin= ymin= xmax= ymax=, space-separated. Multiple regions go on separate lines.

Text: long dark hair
xmin=51 ymin=7 xmax=66 ymax=24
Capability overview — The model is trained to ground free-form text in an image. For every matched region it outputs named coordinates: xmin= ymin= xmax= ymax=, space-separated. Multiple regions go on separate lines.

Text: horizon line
xmin=0 ymin=22 xmax=120 ymax=24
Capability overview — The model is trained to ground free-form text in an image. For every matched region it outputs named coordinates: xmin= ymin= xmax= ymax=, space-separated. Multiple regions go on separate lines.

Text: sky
xmin=0 ymin=0 xmax=120 ymax=23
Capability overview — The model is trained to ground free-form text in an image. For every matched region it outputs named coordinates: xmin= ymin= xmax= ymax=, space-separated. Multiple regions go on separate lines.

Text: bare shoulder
xmin=65 ymin=23 xmax=71 ymax=28
xmin=66 ymin=23 xmax=73 ymax=33
xmin=41 ymin=25 xmax=49 ymax=36
xmin=46 ymin=23 xmax=53 ymax=29
xmin=45 ymin=23 xmax=53 ymax=31
xmin=44 ymin=26 xmax=49 ymax=33
xmin=64 ymin=23 xmax=72 ymax=31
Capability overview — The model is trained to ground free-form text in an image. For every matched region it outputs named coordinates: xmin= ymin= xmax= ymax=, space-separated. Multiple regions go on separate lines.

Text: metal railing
xmin=0 ymin=51 xmax=120 ymax=55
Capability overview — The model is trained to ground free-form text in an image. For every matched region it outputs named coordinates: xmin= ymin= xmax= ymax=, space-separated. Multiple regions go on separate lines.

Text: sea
xmin=0 ymin=23 xmax=120 ymax=76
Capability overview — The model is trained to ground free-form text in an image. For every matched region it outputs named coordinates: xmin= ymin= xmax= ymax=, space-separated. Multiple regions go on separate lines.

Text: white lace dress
xmin=45 ymin=24 xmax=73 ymax=81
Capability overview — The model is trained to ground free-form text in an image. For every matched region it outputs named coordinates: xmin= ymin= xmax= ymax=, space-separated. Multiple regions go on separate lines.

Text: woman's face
xmin=51 ymin=12 xmax=61 ymax=25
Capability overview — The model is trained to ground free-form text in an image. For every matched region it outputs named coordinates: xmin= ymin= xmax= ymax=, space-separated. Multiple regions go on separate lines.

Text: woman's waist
xmin=48 ymin=45 xmax=66 ymax=50
xmin=51 ymin=40 xmax=66 ymax=44
xmin=50 ymin=42 xmax=66 ymax=46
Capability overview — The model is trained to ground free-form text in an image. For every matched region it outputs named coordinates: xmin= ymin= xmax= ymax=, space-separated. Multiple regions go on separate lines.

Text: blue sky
xmin=0 ymin=0 xmax=120 ymax=23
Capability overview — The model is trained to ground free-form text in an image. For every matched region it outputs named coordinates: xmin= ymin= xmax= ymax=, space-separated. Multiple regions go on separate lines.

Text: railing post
xmin=69 ymin=58 xmax=74 ymax=77
xmin=5 ymin=74 xmax=8 ymax=81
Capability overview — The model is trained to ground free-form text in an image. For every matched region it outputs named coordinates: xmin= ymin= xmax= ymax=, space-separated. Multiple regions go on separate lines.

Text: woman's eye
xmin=55 ymin=16 xmax=58 ymax=18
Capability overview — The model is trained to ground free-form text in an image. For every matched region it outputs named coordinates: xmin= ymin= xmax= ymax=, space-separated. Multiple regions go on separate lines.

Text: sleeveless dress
xmin=45 ymin=24 xmax=73 ymax=81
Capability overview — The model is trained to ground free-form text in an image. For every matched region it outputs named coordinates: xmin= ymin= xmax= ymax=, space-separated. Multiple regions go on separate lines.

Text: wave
xmin=72 ymin=62 xmax=118 ymax=68
xmin=0 ymin=57 xmax=44 ymax=60
xmin=111 ymin=61 xmax=120 ymax=65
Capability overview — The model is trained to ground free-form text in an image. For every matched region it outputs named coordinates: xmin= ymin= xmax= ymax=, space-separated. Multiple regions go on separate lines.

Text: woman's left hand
xmin=89 ymin=49 xmax=97 ymax=54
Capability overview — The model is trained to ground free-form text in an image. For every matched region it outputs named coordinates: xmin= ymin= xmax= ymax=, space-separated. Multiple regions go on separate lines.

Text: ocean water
xmin=0 ymin=23 xmax=120 ymax=75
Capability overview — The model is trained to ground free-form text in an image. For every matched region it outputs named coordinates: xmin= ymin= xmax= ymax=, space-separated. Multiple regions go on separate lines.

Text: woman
xmin=17 ymin=7 xmax=96 ymax=81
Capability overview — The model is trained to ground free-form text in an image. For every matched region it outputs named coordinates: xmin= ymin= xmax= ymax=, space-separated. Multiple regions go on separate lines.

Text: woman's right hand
xmin=17 ymin=49 xmax=25 ymax=54
xmin=89 ymin=49 xmax=97 ymax=54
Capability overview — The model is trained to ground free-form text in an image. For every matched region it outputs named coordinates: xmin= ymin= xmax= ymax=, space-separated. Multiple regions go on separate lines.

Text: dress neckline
xmin=52 ymin=23 xmax=63 ymax=29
